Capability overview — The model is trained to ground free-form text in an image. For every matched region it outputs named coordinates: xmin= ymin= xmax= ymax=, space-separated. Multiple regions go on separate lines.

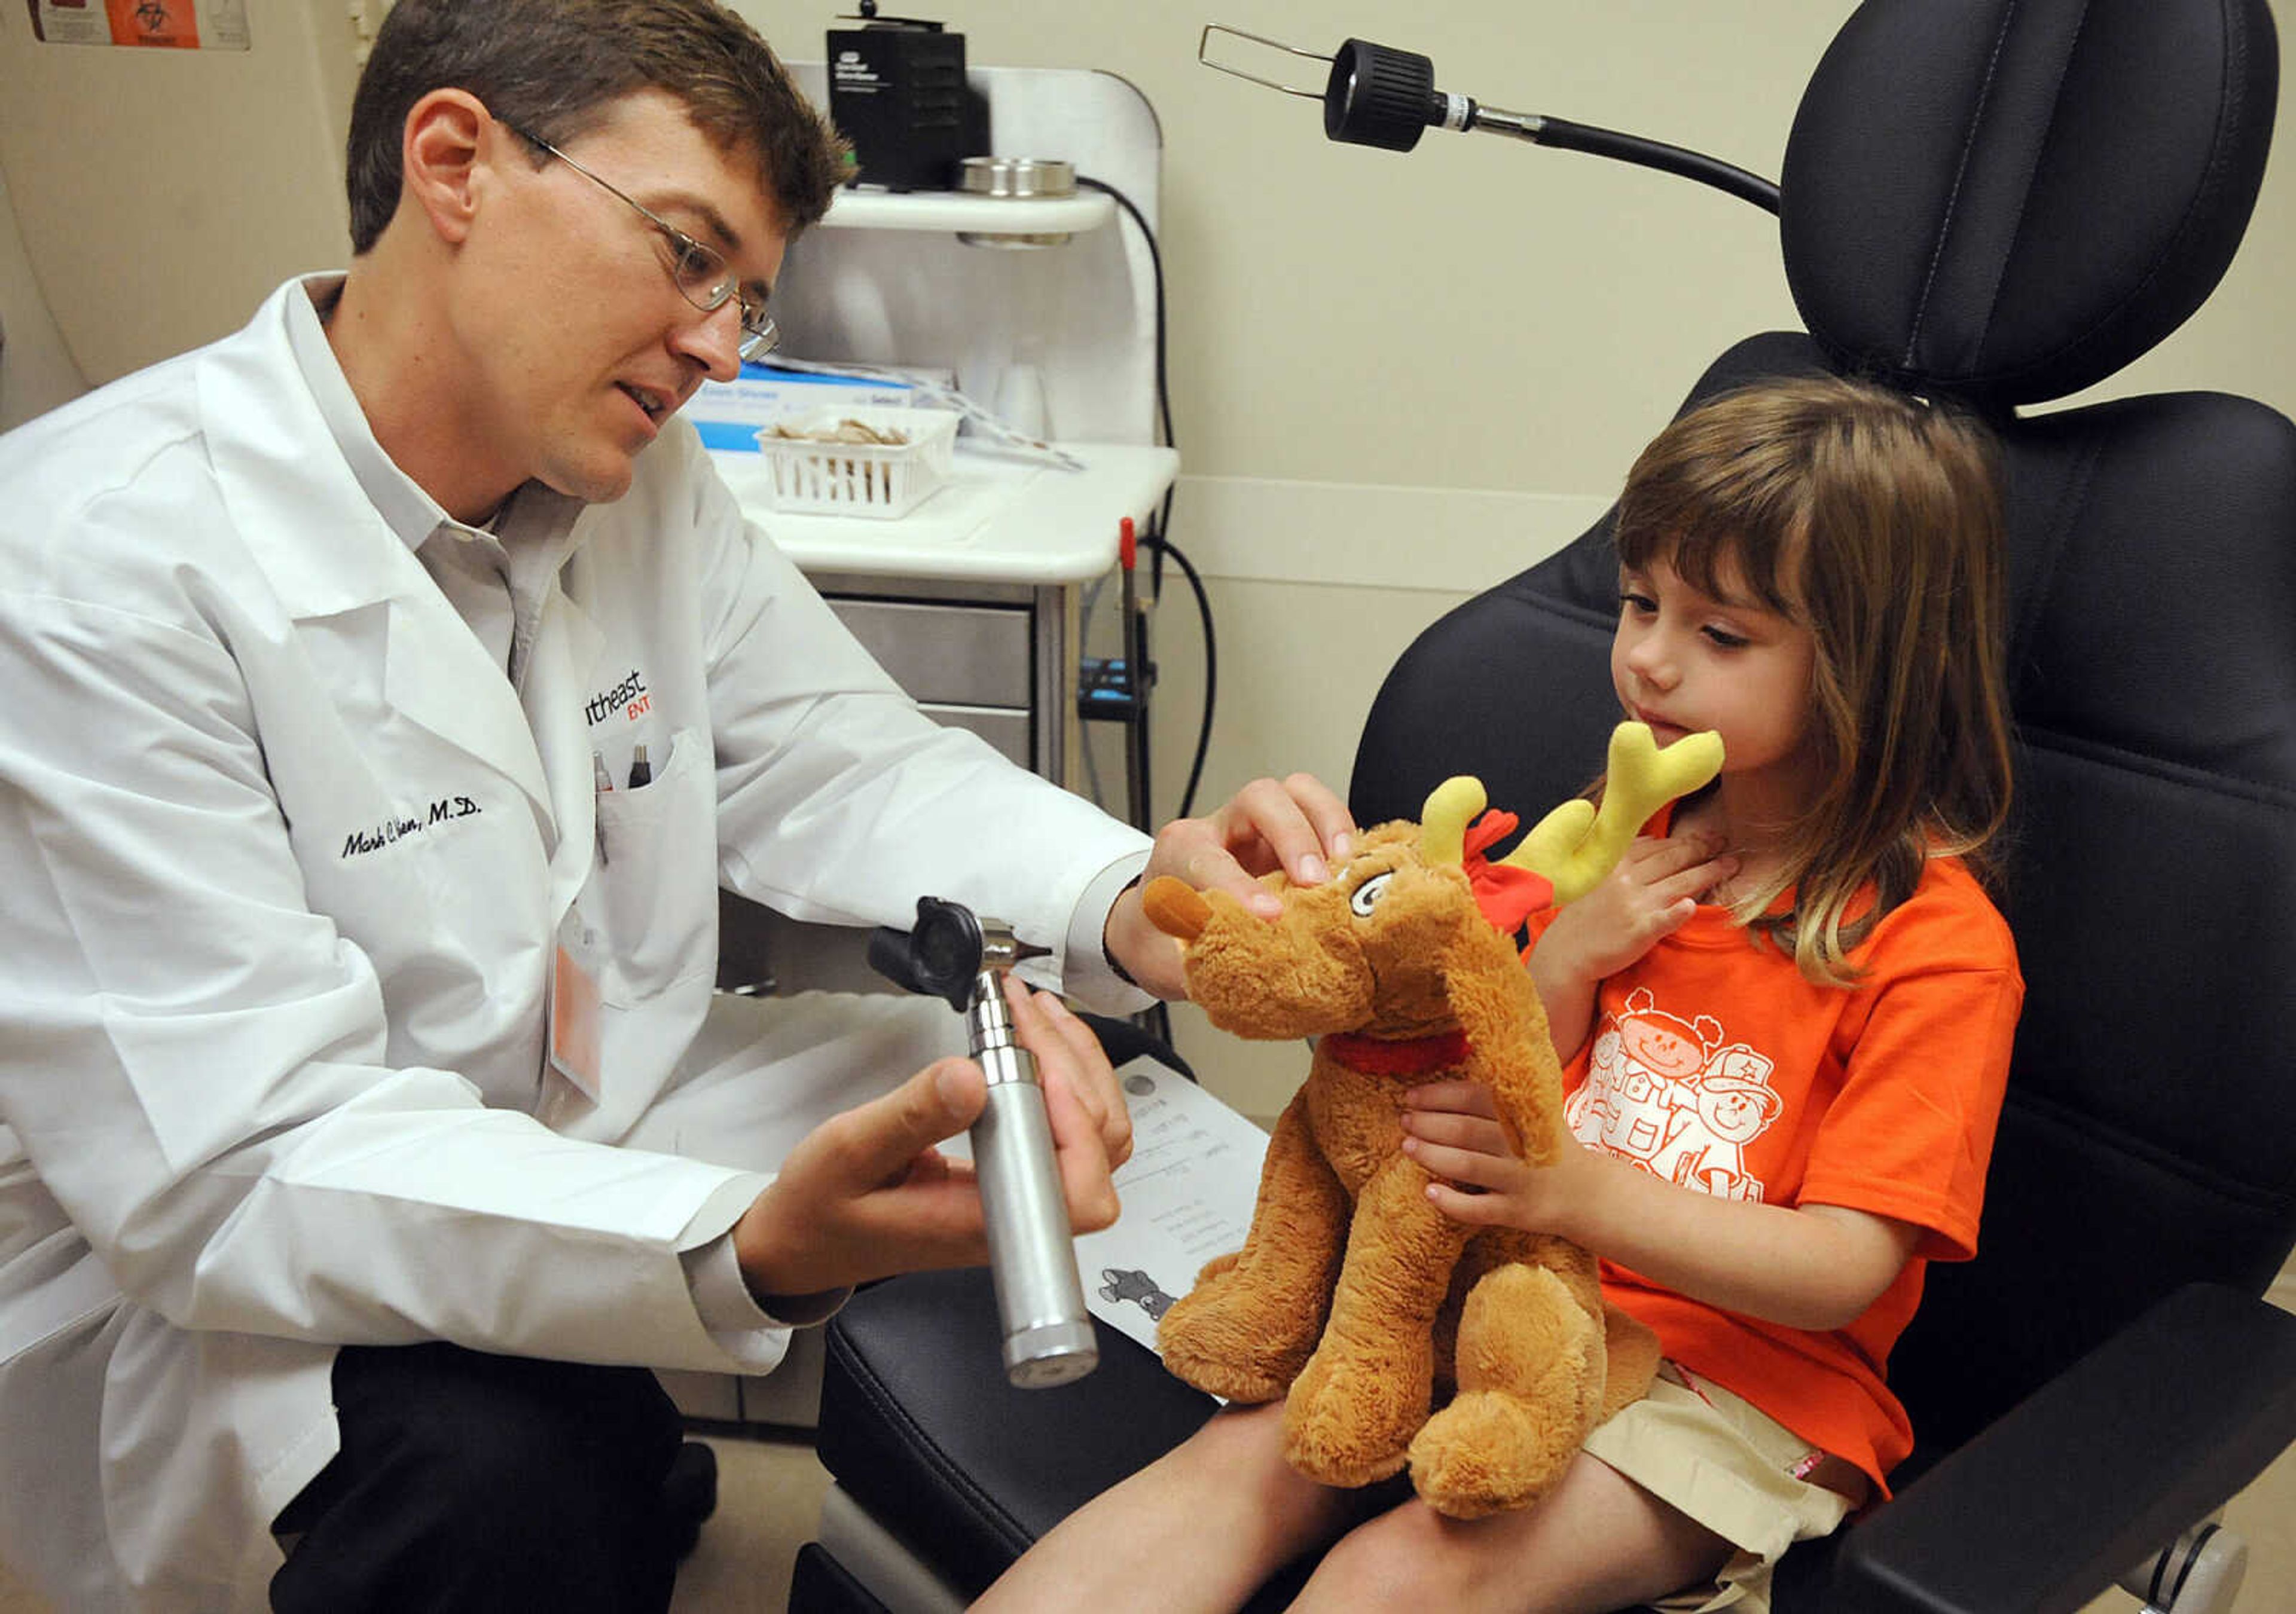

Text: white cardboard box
xmin=690 ymin=363 xmax=920 ymax=453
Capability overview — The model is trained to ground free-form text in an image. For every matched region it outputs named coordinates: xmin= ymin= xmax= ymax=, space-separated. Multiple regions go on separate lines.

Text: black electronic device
xmin=827 ymin=2 xmax=988 ymax=192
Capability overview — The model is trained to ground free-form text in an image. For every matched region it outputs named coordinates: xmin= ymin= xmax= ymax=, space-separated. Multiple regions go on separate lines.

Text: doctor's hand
xmin=729 ymin=980 xmax=1123 ymax=1307
xmin=1103 ymin=772 xmax=1357 ymax=999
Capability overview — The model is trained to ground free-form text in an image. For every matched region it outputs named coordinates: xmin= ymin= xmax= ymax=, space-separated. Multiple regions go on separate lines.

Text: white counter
xmin=711 ymin=441 xmax=1180 ymax=586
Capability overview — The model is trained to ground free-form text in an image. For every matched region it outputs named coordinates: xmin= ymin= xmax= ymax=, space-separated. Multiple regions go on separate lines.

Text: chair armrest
xmin=1828 ymin=1282 xmax=2296 ymax=1614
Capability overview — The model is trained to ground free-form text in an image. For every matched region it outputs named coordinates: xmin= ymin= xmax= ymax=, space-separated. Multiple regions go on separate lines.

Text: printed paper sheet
xmin=1074 ymin=1056 xmax=1271 ymax=1356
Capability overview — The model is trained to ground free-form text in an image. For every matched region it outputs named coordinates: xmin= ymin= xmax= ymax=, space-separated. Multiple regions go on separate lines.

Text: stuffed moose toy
xmin=1140 ymin=723 xmax=1722 ymax=1518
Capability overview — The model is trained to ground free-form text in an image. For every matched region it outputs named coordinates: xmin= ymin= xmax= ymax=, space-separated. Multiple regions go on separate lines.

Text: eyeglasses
xmin=506 ymin=122 xmax=779 ymax=363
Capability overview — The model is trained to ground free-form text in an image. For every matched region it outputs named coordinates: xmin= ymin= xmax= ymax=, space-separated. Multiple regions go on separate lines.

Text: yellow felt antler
xmin=1501 ymin=723 xmax=1724 ymax=904
xmin=1418 ymin=777 xmax=1490 ymax=869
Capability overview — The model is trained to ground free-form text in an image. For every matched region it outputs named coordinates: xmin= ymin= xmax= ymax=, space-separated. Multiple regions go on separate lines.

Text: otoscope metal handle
xmin=869 ymin=898 xmax=1097 ymax=1388
xmin=967 ymin=971 xmax=1099 ymax=1387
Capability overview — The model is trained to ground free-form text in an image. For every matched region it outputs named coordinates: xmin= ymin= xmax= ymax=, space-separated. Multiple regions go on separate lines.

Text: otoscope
xmin=869 ymin=898 xmax=1100 ymax=1388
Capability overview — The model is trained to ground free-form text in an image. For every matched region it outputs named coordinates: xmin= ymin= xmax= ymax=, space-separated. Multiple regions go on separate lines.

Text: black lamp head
xmin=1324 ymin=38 xmax=1440 ymax=151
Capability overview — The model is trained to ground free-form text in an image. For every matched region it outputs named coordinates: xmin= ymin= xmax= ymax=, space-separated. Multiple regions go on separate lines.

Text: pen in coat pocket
xmin=592 ymin=751 xmax=612 ymax=866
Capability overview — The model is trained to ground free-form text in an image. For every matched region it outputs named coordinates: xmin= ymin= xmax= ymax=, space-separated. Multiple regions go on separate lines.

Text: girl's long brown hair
xmin=1611 ymin=377 xmax=2014 ymax=985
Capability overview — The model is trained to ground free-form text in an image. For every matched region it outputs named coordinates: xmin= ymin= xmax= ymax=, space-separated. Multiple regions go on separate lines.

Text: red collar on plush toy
xmin=1320 ymin=1028 xmax=1471 ymax=1076
xmin=1462 ymin=808 xmax=1555 ymax=933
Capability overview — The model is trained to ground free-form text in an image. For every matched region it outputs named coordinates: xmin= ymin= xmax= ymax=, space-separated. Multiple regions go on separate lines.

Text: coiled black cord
xmin=1076 ymin=173 xmax=1217 ymax=821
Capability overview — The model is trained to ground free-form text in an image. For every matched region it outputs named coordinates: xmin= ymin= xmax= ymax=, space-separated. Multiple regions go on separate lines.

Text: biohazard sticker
xmin=27 ymin=0 xmax=249 ymax=49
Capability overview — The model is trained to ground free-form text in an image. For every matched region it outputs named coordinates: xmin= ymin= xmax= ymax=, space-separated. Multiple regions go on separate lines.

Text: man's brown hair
xmin=346 ymin=0 xmax=847 ymax=254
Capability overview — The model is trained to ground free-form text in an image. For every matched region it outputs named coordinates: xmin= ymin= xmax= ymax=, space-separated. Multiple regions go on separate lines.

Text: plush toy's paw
xmin=1409 ymin=1263 xmax=1604 ymax=1517
xmin=1160 ymin=1331 xmax=1293 ymax=1404
xmin=1280 ymin=1340 xmax=1430 ymax=1488
xmin=1407 ymin=1389 xmax=1579 ymax=1518
xmin=1158 ymin=1255 xmax=1305 ymax=1404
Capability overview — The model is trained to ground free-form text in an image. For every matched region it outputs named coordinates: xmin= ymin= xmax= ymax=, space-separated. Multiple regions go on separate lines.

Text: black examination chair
xmin=791 ymin=2 xmax=2296 ymax=1609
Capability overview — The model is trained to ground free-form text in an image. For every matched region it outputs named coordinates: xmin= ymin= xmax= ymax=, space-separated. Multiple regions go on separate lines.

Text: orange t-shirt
xmin=1529 ymin=843 xmax=2022 ymax=1495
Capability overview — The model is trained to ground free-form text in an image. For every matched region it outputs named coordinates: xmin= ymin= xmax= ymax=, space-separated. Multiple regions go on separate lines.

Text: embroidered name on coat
xmin=340 ymin=794 xmax=483 ymax=859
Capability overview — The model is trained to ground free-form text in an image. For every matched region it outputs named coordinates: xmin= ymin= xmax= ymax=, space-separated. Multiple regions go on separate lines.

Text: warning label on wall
xmin=27 ymin=0 xmax=249 ymax=50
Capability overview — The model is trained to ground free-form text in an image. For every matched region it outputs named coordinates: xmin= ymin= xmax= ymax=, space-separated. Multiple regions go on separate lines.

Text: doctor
xmin=0 ymin=1 xmax=1352 ymax=1609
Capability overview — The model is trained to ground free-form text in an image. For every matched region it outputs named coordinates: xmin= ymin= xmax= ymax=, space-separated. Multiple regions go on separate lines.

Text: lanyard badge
xmin=549 ymin=907 xmax=604 ymax=1102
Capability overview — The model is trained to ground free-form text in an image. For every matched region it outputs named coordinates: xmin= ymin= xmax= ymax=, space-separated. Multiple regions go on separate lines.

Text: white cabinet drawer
xmin=920 ymin=704 xmax=1032 ymax=767
xmin=829 ymin=598 xmax=1031 ymax=710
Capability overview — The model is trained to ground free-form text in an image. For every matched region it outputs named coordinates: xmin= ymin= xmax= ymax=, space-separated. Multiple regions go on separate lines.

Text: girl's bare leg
xmin=975 ymin=1402 xmax=1363 ymax=1614
xmin=1291 ymin=1451 xmax=1732 ymax=1614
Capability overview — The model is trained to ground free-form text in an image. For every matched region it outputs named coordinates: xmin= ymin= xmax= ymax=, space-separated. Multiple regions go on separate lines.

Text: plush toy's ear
xmin=1501 ymin=723 xmax=1723 ymax=904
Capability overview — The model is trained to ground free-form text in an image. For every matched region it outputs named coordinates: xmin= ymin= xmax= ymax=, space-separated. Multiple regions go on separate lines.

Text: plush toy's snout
xmin=1149 ymin=872 xmax=1379 ymax=1043
xmin=1141 ymin=875 xmax=1210 ymax=941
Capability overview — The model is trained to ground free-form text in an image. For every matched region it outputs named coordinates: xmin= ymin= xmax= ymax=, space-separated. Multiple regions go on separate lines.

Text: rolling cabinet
xmin=819 ymin=581 xmax=1044 ymax=774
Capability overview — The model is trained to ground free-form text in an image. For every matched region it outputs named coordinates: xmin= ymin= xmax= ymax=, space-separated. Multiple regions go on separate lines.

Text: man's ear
xmin=401 ymin=88 xmax=494 ymax=246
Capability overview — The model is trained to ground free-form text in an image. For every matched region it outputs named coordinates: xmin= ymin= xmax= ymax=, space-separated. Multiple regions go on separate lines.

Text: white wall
xmin=0 ymin=161 xmax=83 ymax=432
xmin=0 ymin=0 xmax=355 ymax=408
xmin=5 ymin=2 xmax=2291 ymax=1109
xmin=723 ymin=1 xmax=2296 ymax=1109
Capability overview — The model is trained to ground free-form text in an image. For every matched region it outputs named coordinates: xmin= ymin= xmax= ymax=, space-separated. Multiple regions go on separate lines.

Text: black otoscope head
xmin=868 ymin=897 xmax=985 ymax=1011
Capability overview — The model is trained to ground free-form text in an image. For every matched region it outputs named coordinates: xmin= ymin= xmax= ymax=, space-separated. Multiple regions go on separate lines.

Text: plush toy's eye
xmin=1349 ymin=872 xmax=1393 ymax=917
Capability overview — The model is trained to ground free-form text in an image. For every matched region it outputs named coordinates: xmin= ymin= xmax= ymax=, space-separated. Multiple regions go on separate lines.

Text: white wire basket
xmin=752 ymin=406 xmax=961 ymax=519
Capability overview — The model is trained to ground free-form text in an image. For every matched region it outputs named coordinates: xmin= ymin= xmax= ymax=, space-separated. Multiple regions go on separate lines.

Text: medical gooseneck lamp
xmin=1199 ymin=25 xmax=1781 ymax=215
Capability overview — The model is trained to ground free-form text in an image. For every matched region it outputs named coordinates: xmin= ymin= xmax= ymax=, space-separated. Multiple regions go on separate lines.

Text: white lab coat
xmin=0 ymin=279 xmax=1152 ymax=1610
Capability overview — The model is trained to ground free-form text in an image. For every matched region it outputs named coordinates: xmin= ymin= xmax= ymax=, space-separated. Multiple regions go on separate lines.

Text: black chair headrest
xmin=1781 ymin=0 xmax=2278 ymax=408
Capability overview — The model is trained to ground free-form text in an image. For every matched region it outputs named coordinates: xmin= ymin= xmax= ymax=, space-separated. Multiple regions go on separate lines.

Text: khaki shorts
xmin=1581 ymin=1363 xmax=1864 ymax=1613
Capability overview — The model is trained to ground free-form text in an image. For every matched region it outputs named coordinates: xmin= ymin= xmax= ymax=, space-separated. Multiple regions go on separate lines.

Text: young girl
xmin=979 ymin=375 xmax=2023 ymax=1613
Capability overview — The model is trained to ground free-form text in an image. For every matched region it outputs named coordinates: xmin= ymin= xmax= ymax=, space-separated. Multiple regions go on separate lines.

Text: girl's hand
xmin=1399 ymin=1080 xmax=1593 ymax=1236
xmin=1525 ymin=829 xmax=1737 ymax=1063
xmin=1534 ymin=829 xmax=1736 ymax=991
xmin=1402 ymin=1084 xmax=1924 ymax=1333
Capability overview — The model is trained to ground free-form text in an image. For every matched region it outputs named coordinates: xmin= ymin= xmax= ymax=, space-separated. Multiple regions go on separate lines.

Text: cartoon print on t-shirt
xmin=1565 ymin=989 xmax=1718 ymax=1160
xmin=1567 ymin=989 xmax=1785 ymax=1202
xmin=1648 ymin=1044 xmax=1783 ymax=1201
